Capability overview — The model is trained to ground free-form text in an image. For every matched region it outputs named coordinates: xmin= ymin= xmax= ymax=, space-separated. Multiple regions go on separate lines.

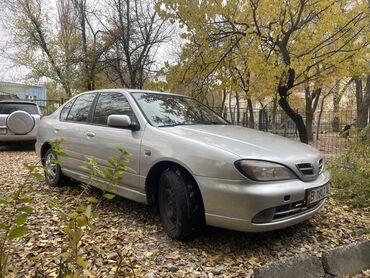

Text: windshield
xmin=132 ymin=92 xmax=228 ymax=127
xmin=0 ymin=103 xmax=38 ymax=114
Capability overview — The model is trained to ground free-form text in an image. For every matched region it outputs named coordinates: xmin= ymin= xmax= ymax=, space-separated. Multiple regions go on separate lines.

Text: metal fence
xmin=220 ymin=107 xmax=358 ymax=160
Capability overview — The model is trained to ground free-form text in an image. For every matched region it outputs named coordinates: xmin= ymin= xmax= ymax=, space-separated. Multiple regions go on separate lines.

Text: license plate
xmin=0 ymin=128 xmax=6 ymax=135
xmin=306 ymin=183 xmax=330 ymax=205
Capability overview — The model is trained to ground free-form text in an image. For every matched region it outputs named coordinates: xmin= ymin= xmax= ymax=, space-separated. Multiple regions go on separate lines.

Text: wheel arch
xmin=145 ymin=160 xmax=205 ymax=211
xmin=40 ymin=142 xmax=52 ymax=165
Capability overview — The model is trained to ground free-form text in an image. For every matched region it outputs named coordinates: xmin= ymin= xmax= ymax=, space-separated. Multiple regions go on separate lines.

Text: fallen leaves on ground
xmin=0 ymin=149 xmax=368 ymax=277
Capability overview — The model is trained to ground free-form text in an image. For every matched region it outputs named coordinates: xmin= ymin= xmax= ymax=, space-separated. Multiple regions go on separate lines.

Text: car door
xmin=55 ymin=93 xmax=96 ymax=172
xmin=82 ymin=92 xmax=144 ymax=202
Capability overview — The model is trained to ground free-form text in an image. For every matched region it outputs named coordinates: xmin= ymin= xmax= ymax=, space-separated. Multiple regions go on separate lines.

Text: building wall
xmin=0 ymin=81 xmax=46 ymax=101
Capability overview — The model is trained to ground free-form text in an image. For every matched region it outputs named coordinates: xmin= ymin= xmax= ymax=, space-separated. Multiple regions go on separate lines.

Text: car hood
xmin=160 ymin=124 xmax=321 ymax=164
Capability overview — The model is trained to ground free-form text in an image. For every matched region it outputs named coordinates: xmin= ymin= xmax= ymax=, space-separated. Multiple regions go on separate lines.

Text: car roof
xmin=128 ymin=89 xmax=185 ymax=97
xmin=0 ymin=100 xmax=38 ymax=105
xmin=75 ymin=89 xmax=186 ymax=98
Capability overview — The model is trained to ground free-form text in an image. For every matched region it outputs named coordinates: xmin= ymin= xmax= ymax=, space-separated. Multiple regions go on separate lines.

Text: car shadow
xmin=0 ymin=143 xmax=35 ymax=152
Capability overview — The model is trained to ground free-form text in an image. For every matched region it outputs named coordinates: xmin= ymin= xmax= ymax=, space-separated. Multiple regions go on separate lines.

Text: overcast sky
xmin=0 ymin=9 xmax=36 ymax=85
xmin=0 ymin=10 xmax=180 ymax=86
xmin=0 ymin=23 xmax=29 ymax=83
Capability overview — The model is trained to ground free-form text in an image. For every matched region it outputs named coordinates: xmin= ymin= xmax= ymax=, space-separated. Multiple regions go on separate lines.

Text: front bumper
xmin=195 ymin=170 xmax=331 ymax=232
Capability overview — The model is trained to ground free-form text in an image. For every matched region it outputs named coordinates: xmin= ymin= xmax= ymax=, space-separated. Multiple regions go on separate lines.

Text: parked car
xmin=36 ymin=90 xmax=331 ymax=239
xmin=0 ymin=101 xmax=42 ymax=145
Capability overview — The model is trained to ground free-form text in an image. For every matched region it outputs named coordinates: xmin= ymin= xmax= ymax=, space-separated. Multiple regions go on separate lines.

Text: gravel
xmin=0 ymin=148 xmax=369 ymax=277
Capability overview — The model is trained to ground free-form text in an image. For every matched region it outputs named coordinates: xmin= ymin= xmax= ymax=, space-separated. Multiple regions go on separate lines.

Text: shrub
xmin=0 ymin=141 xmax=133 ymax=277
xmin=48 ymin=146 xmax=131 ymax=277
xmin=0 ymin=166 xmax=38 ymax=277
xmin=329 ymin=125 xmax=370 ymax=208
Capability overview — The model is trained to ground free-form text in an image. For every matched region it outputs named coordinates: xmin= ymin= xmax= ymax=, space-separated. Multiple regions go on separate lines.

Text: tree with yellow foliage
xmin=158 ymin=0 xmax=368 ymax=143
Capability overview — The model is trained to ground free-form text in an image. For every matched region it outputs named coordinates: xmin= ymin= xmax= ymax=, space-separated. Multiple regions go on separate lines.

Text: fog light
xmin=252 ymin=208 xmax=275 ymax=223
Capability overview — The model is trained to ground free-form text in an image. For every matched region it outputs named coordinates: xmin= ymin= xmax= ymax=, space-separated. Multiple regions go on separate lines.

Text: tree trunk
xmin=354 ymin=76 xmax=364 ymax=127
xmin=366 ymin=75 xmax=370 ymax=125
xmin=271 ymin=95 xmax=277 ymax=133
xmin=229 ymin=93 xmax=234 ymax=124
xmin=247 ymin=99 xmax=254 ymax=128
xmin=283 ymin=112 xmax=288 ymax=137
xmin=276 ymin=66 xmax=308 ymax=143
xmin=220 ymin=89 xmax=227 ymax=115
xmin=89 ymin=61 xmax=98 ymax=91
xmin=332 ymin=93 xmax=341 ymax=132
xmin=305 ymin=87 xmax=321 ymax=141
xmin=279 ymin=88 xmax=308 ymax=143
xmin=354 ymin=75 xmax=370 ymax=128
xmin=316 ymin=95 xmax=326 ymax=140
xmin=305 ymin=87 xmax=313 ymax=141
xmin=245 ymin=103 xmax=249 ymax=127
xmin=209 ymin=90 xmax=215 ymax=109
xmin=235 ymin=92 xmax=240 ymax=125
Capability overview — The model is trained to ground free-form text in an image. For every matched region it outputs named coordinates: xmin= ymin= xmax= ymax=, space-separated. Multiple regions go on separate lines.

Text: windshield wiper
xmin=197 ymin=121 xmax=228 ymax=125
xmin=158 ymin=123 xmax=191 ymax=127
xmin=158 ymin=121 xmax=227 ymax=127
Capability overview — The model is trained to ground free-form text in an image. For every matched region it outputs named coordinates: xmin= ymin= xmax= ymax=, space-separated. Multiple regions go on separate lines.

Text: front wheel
xmin=158 ymin=168 xmax=204 ymax=239
xmin=43 ymin=148 xmax=65 ymax=187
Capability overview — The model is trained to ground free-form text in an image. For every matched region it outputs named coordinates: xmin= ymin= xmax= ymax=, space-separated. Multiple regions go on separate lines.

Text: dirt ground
xmin=0 ymin=147 xmax=369 ymax=277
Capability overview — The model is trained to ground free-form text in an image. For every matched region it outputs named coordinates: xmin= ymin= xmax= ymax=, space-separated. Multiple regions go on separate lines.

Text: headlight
xmin=234 ymin=160 xmax=296 ymax=181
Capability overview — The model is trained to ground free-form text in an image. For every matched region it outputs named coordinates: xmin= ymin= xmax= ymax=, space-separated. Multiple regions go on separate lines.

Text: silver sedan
xmin=36 ymin=89 xmax=331 ymax=239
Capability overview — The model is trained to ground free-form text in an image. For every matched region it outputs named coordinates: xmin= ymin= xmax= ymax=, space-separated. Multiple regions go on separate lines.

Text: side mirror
xmin=107 ymin=115 xmax=139 ymax=131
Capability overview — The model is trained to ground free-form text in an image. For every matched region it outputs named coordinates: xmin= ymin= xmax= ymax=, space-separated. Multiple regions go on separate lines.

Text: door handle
xmin=86 ymin=132 xmax=96 ymax=138
xmin=54 ymin=127 xmax=61 ymax=132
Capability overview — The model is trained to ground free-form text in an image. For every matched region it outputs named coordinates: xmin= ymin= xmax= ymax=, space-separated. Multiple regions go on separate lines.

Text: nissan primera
xmin=36 ymin=90 xmax=331 ymax=239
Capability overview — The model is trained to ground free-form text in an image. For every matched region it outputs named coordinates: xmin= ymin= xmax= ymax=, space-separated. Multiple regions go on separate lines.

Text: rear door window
xmin=0 ymin=103 xmax=38 ymax=114
xmin=60 ymin=100 xmax=74 ymax=121
xmin=92 ymin=92 xmax=137 ymax=125
xmin=67 ymin=94 xmax=95 ymax=122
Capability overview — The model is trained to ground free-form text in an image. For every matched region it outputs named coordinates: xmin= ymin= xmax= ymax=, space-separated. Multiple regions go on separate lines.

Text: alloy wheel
xmin=45 ymin=152 xmax=57 ymax=181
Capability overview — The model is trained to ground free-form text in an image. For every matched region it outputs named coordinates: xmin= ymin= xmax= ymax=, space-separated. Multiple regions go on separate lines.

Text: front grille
xmin=252 ymin=200 xmax=323 ymax=224
xmin=296 ymin=163 xmax=315 ymax=176
xmin=273 ymin=200 xmax=321 ymax=221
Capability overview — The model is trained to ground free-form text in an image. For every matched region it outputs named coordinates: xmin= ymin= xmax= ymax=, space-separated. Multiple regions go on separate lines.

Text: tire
xmin=43 ymin=148 xmax=65 ymax=187
xmin=158 ymin=168 xmax=204 ymax=239
xmin=6 ymin=111 xmax=35 ymax=135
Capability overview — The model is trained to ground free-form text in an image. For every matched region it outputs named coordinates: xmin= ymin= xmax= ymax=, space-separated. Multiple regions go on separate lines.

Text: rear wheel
xmin=158 ymin=168 xmax=204 ymax=239
xmin=43 ymin=148 xmax=65 ymax=187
